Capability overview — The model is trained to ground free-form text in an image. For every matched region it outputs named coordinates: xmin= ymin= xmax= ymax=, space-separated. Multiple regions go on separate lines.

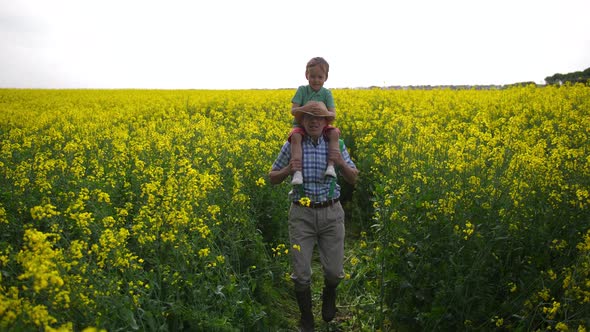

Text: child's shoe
xmin=292 ymin=171 xmax=303 ymax=185
xmin=325 ymin=165 xmax=336 ymax=178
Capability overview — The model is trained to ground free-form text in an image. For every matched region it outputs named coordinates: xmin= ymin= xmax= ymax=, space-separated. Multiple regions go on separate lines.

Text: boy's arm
xmin=326 ymin=89 xmax=336 ymax=117
xmin=291 ymin=103 xmax=302 ymax=116
xmin=327 ymin=107 xmax=336 ymax=117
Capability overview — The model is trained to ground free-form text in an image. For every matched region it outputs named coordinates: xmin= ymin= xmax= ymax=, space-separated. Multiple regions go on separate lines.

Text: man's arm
xmin=269 ymin=144 xmax=300 ymax=185
xmin=269 ymin=165 xmax=291 ymax=185
xmin=339 ymin=162 xmax=359 ymax=185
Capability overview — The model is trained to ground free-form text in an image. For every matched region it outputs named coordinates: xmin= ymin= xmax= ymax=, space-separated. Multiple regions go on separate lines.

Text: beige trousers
xmin=288 ymin=201 xmax=345 ymax=291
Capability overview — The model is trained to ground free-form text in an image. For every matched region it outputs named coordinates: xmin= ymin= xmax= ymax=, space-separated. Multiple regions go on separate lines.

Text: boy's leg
xmin=325 ymin=128 xmax=340 ymax=178
xmin=290 ymin=132 xmax=303 ymax=185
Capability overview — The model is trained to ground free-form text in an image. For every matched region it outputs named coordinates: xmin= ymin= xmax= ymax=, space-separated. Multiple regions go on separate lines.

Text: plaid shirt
xmin=271 ymin=135 xmax=356 ymax=202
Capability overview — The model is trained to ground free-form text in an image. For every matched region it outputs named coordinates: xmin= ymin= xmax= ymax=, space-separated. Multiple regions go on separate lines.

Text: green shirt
xmin=291 ymin=85 xmax=335 ymax=109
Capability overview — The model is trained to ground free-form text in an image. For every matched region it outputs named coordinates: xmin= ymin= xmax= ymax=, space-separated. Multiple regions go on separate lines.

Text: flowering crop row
xmin=0 ymin=89 xmax=295 ymax=331
xmin=338 ymin=85 xmax=590 ymax=331
xmin=0 ymin=85 xmax=589 ymax=331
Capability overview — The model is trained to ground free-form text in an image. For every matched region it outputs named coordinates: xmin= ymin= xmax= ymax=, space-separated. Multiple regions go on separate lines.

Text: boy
xmin=289 ymin=57 xmax=342 ymax=185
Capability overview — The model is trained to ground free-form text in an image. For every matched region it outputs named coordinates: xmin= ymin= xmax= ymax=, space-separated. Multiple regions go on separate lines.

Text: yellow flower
xmin=96 ymin=191 xmax=110 ymax=203
xmin=576 ymin=230 xmax=590 ymax=252
xmin=538 ymin=287 xmax=551 ymax=301
xmin=30 ymin=204 xmax=61 ymax=220
xmin=507 ymin=282 xmax=517 ymax=293
xmin=491 ymin=316 xmax=503 ymax=327
xmin=495 ymin=318 xmax=503 ymax=327
xmin=292 ymin=244 xmax=301 ymax=252
xmin=82 ymin=327 xmax=107 ymax=332
xmin=198 ymin=247 xmax=210 ymax=258
xmin=543 ymin=301 xmax=560 ymax=319
xmin=272 ymin=243 xmax=288 ymax=257
xmin=463 ymin=221 xmax=474 ymax=240
xmin=207 ymin=205 xmax=221 ymax=219
xmin=298 ymin=197 xmax=311 ymax=207
xmin=255 ymin=177 xmax=266 ymax=187
xmin=555 ymin=322 xmax=569 ymax=332
xmin=550 ymin=239 xmax=567 ymax=251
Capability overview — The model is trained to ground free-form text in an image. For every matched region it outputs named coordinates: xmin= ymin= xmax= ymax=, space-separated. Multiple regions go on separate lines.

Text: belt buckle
xmin=315 ymin=199 xmax=331 ymax=208
xmin=296 ymin=199 xmax=336 ymax=208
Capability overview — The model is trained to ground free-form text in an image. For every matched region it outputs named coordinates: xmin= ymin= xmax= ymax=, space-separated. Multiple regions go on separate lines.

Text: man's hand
xmin=269 ymin=161 xmax=297 ymax=185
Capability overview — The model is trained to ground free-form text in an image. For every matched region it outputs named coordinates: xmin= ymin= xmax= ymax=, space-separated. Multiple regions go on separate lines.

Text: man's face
xmin=302 ymin=114 xmax=328 ymax=138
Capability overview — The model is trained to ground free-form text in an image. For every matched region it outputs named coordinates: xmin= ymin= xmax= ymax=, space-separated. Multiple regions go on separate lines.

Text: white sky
xmin=1 ymin=0 xmax=589 ymax=89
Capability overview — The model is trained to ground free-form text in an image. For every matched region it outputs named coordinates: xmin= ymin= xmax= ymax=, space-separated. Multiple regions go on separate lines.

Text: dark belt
xmin=293 ymin=198 xmax=339 ymax=209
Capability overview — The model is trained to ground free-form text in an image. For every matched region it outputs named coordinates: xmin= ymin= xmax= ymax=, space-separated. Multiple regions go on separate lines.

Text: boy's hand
xmin=290 ymin=159 xmax=302 ymax=172
xmin=328 ymin=148 xmax=344 ymax=167
xmin=303 ymin=101 xmax=328 ymax=115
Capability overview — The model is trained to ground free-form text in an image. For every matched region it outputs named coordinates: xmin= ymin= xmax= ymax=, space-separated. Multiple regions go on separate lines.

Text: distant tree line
xmin=545 ymin=67 xmax=590 ymax=85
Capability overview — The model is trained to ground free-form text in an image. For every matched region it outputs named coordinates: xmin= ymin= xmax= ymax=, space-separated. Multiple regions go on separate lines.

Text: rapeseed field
xmin=1 ymin=85 xmax=588 ymax=331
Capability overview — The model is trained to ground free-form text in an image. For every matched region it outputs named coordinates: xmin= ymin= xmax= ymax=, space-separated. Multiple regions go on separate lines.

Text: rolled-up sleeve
xmin=340 ymin=144 xmax=356 ymax=169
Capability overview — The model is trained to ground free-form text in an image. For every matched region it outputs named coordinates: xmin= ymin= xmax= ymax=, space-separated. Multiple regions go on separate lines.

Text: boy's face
xmin=305 ymin=65 xmax=328 ymax=92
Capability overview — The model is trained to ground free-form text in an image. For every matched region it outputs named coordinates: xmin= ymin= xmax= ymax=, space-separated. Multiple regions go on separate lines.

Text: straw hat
xmin=294 ymin=101 xmax=335 ymax=125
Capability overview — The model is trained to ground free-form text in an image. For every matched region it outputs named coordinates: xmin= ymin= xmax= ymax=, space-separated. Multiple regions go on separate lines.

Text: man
xmin=269 ymin=104 xmax=359 ymax=331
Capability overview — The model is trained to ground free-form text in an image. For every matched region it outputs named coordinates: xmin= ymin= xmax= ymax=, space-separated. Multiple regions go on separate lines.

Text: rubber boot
xmin=295 ymin=287 xmax=314 ymax=332
xmin=321 ymin=281 xmax=337 ymax=322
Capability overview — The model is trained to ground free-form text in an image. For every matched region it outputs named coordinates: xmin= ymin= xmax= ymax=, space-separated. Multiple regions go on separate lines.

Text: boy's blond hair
xmin=306 ymin=57 xmax=329 ymax=76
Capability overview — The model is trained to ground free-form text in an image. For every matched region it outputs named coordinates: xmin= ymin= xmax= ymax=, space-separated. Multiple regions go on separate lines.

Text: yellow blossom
xmin=256 ymin=177 xmax=266 ymax=187
xmin=555 ymin=322 xmax=569 ymax=332
xmin=198 ymin=247 xmax=210 ymax=258
xmin=298 ymin=197 xmax=311 ymax=207
xmin=508 ymin=282 xmax=517 ymax=293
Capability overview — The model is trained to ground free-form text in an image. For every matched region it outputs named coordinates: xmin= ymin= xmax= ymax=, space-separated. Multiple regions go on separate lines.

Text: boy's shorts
xmin=288 ymin=125 xmax=340 ymax=142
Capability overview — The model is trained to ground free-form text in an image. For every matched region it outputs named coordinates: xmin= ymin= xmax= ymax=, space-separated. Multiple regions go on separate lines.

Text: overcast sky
xmin=1 ymin=0 xmax=589 ymax=89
